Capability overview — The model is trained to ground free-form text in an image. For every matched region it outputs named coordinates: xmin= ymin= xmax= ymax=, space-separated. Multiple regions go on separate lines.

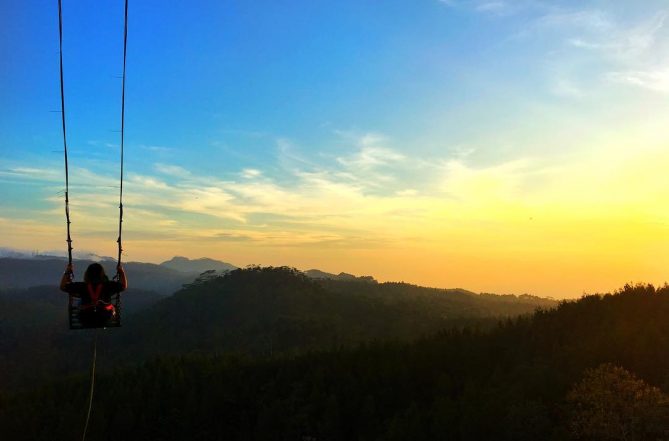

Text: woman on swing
xmin=60 ymin=262 xmax=128 ymax=327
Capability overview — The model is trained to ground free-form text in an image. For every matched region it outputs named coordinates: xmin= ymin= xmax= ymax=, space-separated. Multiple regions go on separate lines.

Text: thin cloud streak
xmin=6 ymin=133 xmax=668 ymax=255
xmin=524 ymin=7 xmax=669 ymax=95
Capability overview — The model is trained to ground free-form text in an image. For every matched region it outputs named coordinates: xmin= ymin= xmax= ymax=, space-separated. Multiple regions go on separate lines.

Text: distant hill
xmin=160 ymin=256 xmax=237 ymax=274
xmin=318 ymin=278 xmax=556 ymax=317
xmin=0 ymin=248 xmax=30 ymax=259
xmin=304 ymin=269 xmax=376 ymax=282
xmin=0 ymin=257 xmax=194 ymax=294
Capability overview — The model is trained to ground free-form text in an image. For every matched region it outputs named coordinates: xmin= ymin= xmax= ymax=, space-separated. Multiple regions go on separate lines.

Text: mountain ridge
xmin=159 ymin=256 xmax=237 ymax=274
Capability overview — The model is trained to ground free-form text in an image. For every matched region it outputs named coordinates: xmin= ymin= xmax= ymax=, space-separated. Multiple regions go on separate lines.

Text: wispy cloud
xmin=535 ymin=9 xmax=613 ymax=33
xmin=607 ymin=68 xmax=669 ymax=93
xmin=154 ymin=163 xmax=192 ymax=178
xmin=551 ymin=77 xmax=585 ymax=98
xmin=4 ymin=147 xmax=539 ymax=248
xmin=433 ymin=2 xmax=669 ymax=96
xmin=441 ymin=157 xmax=534 ymax=202
xmin=517 ymin=6 xmax=669 ymax=96
xmin=437 ymin=0 xmax=544 ymax=16
xmin=337 ymin=145 xmax=405 ymax=170
xmin=562 ymin=10 xmax=667 ymax=60
xmin=140 ymin=144 xmax=177 ymax=154
xmin=476 ymin=2 xmax=509 ymax=14
xmin=241 ymin=168 xmax=262 ymax=179
xmin=0 ymin=167 xmax=62 ymax=182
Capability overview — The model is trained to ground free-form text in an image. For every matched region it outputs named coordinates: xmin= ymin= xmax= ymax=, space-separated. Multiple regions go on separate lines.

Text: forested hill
xmin=111 ymin=267 xmax=554 ymax=361
xmin=2 ymin=284 xmax=669 ymax=440
xmin=0 ymin=266 xmax=553 ymax=390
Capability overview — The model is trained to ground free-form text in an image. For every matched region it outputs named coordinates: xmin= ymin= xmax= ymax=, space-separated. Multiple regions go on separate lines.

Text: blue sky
xmin=2 ymin=0 xmax=669 ymax=296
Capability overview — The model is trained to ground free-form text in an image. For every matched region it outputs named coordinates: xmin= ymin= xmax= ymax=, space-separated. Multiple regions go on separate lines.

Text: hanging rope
xmin=81 ymin=330 xmax=99 ymax=441
xmin=58 ymin=0 xmax=73 ymax=267
xmin=59 ymin=0 xmax=128 ymax=270
xmin=116 ymin=0 xmax=128 ymax=269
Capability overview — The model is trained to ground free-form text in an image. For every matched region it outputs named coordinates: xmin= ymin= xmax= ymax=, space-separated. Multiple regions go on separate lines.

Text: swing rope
xmin=58 ymin=0 xmax=73 ymax=268
xmin=58 ymin=0 xmax=128 ymax=270
xmin=116 ymin=0 xmax=128 ymax=269
xmin=81 ymin=330 xmax=99 ymax=441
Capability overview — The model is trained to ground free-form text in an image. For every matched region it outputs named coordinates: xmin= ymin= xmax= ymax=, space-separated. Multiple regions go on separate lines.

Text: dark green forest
xmin=0 ymin=266 xmax=552 ymax=390
xmin=2 ymin=270 xmax=669 ymax=440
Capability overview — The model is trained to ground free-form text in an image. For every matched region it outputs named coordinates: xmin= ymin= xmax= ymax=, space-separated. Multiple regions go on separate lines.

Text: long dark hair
xmin=84 ymin=263 xmax=109 ymax=284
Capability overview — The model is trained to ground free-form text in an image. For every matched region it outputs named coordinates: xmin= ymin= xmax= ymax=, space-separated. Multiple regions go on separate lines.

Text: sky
xmin=1 ymin=0 xmax=669 ymax=298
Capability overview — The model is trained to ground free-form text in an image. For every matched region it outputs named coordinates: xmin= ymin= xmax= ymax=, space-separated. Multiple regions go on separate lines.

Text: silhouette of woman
xmin=60 ymin=262 xmax=128 ymax=327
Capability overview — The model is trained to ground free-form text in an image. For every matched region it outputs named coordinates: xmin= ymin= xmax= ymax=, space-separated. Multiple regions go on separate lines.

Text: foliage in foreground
xmin=567 ymin=363 xmax=669 ymax=440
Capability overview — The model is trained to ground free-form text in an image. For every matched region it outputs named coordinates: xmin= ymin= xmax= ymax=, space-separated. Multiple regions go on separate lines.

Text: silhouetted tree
xmin=567 ymin=363 xmax=669 ymax=440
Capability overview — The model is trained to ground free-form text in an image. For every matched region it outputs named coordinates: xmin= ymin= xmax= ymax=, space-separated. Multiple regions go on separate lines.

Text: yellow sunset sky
xmin=2 ymin=1 xmax=669 ymax=298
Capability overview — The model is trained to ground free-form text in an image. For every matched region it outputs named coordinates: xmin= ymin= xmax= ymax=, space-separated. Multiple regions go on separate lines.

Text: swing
xmin=58 ymin=0 xmax=129 ymax=330
xmin=69 ymin=286 xmax=122 ymax=330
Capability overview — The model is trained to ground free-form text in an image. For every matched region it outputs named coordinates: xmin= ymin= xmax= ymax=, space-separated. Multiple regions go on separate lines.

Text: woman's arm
xmin=60 ymin=263 xmax=74 ymax=291
xmin=117 ymin=264 xmax=128 ymax=291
